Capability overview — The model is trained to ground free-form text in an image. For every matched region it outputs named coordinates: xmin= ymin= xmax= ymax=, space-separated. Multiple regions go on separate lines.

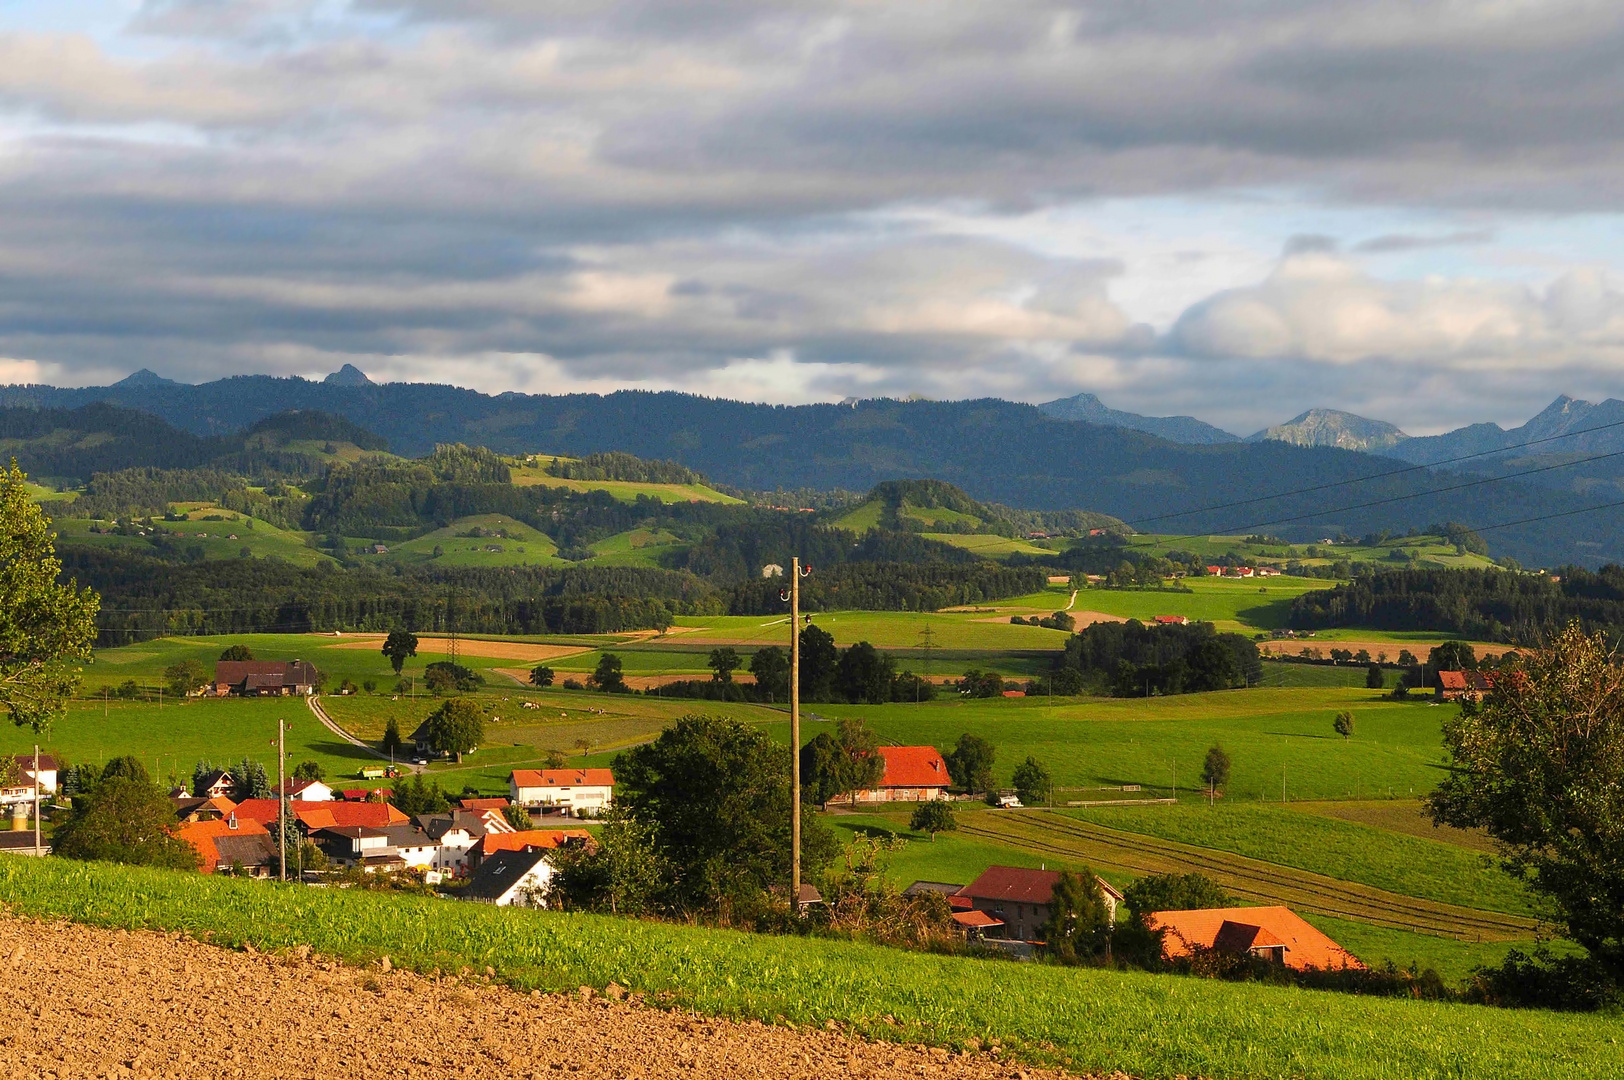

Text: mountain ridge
xmin=1037 ymin=392 xmax=1239 ymax=444
xmin=1244 ymin=409 xmax=1410 ymax=452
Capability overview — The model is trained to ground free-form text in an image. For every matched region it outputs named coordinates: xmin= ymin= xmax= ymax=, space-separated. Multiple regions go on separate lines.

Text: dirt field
xmin=0 ymin=916 xmax=1076 ymax=1080
xmin=325 ymin=635 xmax=592 ymax=663
xmin=1255 ymin=638 xmax=1509 ymax=659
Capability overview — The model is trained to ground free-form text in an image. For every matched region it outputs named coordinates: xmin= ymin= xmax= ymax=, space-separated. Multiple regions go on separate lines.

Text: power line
xmin=1131 ymin=415 xmax=1624 ymax=529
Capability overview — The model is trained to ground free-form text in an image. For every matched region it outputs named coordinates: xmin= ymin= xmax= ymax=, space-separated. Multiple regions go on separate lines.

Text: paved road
xmin=307 ymin=695 xmax=421 ymax=774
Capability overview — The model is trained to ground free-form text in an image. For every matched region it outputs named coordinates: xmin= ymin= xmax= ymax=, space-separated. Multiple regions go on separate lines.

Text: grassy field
xmin=52 ymin=512 xmax=334 ymax=567
xmin=1066 ymin=577 xmax=1328 ymax=633
xmin=833 ymin=686 xmax=1449 ymax=802
xmin=382 ymin=513 xmax=564 ymax=567
xmin=2 ymin=860 xmax=1618 ymax=1080
xmin=1071 ymin=803 xmax=1538 ymax=918
xmin=670 ymin=611 xmax=1072 ymax=651
xmin=922 ymin=533 xmax=1057 ymax=557
xmin=509 ymin=458 xmax=741 ymax=504
xmin=1118 ymin=532 xmax=1501 ymax=573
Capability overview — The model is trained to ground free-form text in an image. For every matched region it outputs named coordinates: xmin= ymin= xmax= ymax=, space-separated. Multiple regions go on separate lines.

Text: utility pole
xmin=32 ymin=744 xmax=41 ymax=857
xmin=790 ymin=556 xmax=802 ymax=913
xmin=278 ymin=718 xmax=287 ymax=883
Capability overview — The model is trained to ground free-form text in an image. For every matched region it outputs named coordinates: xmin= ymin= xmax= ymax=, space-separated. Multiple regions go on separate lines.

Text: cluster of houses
xmin=210 ymin=660 xmax=321 ymax=697
xmin=1203 ymin=565 xmax=1283 ymax=579
xmin=170 ymin=768 xmax=601 ymax=904
xmin=907 ymin=865 xmax=1361 ymax=970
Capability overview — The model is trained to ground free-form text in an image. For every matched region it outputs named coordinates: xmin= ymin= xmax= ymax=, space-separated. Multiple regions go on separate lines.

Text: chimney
xmin=228 ymin=811 xmax=238 ymax=830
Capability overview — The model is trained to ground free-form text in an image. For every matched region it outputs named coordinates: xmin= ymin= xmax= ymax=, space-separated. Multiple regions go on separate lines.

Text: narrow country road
xmin=307 ymin=695 xmax=421 ymax=774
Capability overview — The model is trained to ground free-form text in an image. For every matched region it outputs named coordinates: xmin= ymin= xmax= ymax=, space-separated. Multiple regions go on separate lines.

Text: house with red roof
xmin=229 ymin=798 xmax=408 ymax=832
xmin=271 ymin=777 xmax=334 ymax=802
xmin=849 ymin=746 xmax=953 ymax=803
xmin=472 ymin=829 xmax=595 ymax=863
xmin=1437 ymin=670 xmax=1495 ymax=700
xmin=176 ymin=814 xmax=277 ymax=875
xmin=1154 ymin=615 xmax=1189 ymax=626
xmin=951 ymin=865 xmax=1124 ymax=942
xmin=509 ymin=768 xmax=614 ymax=816
xmin=1148 ymin=906 xmax=1362 ymax=971
xmin=0 ymin=754 xmax=58 ymax=806
xmin=211 ymin=660 xmax=320 ymax=697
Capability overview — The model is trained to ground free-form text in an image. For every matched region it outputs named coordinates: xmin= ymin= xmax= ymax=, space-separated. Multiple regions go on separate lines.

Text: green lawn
xmin=2 ymin=858 xmax=1617 ymax=1080
xmin=509 ymin=459 xmax=741 ymax=504
xmin=1067 ymin=577 xmax=1328 ymax=632
xmin=671 ymin=611 xmax=1072 ymax=651
xmin=819 ymin=686 xmax=1449 ymax=802
xmin=383 ymin=514 xmax=566 ymax=567
xmin=921 ymin=532 xmax=1056 ymax=557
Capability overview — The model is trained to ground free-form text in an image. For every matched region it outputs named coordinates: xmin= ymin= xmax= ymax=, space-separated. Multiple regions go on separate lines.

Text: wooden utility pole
xmin=32 ymin=745 xmax=41 ymax=857
xmin=278 ymin=718 xmax=287 ymax=882
xmin=790 ymin=556 xmax=801 ymax=911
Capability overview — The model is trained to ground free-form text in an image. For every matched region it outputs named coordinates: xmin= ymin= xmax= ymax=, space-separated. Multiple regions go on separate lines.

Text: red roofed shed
xmin=849 ymin=746 xmax=953 ymax=804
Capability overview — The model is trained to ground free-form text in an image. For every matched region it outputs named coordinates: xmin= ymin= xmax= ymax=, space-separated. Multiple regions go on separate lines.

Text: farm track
xmin=960 ymin=810 xmax=1538 ymax=942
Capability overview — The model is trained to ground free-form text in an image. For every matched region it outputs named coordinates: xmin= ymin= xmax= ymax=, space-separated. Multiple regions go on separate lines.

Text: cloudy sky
xmin=5 ymin=2 xmax=1624 ymax=434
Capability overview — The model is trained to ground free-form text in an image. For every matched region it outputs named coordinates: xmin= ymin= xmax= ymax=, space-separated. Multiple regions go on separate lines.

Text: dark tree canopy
xmin=833 ymin=641 xmax=894 ymax=704
xmin=53 ymin=777 xmax=199 ymax=870
xmin=590 ymin=653 xmax=627 ymax=693
xmin=749 ymin=646 xmax=789 ymax=702
xmin=1122 ymin=873 xmax=1233 ymax=917
xmin=422 ymin=696 xmax=485 ymax=759
xmin=944 ymin=733 xmax=995 ymax=794
xmin=1201 ymin=746 xmax=1231 ymax=793
xmin=218 ymin=644 xmax=254 ymax=661
xmin=909 ymin=800 xmax=956 ymax=839
xmin=1012 ymin=756 xmax=1053 ymax=806
xmin=1042 ymin=870 xmax=1112 ymax=963
xmin=707 ymin=647 xmax=740 ymax=684
xmin=797 ymin=624 xmax=837 ymax=702
xmin=381 ymin=629 xmax=419 ymax=675
xmin=614 ymin=714 xmax=836 ymax=912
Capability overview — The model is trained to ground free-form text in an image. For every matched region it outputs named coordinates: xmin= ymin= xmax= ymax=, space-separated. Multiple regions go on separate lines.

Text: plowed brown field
xmin=0 ymin=917 xmax=1080 ymax=1080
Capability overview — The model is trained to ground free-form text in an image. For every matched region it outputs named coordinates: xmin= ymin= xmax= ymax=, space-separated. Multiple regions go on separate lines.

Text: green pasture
xmin=814 ymin=687 xmax=1450 ymax=802
xmin=921 ymin=532 xmax=1057 ymax=557
xmin=51 ymin=512 xmax=334 ymax=568
xmin=382 ymin=514 xmax=565 ymax=567
xmin=1068 ymin=577 xmax=1326 ymax=632
xmin=0 ymin=696 xmax=375 ymax=790
xmin=508 ymin=459 xmax=740 ymax=505
xmin=1258 ymin=662 xmax=1377 ymax=688
xmin=1120 ymin=532 xmax=1500 ymax=573
xmin=670 ymin=611 xmax=1072 ymax=651
xmin=1071 ymin=802 xmax=1538 ymax=918
xmin=587 ymin=527 xmax=686 ymax=567
xmin=4 ymin=859 xmax=1619 ymax=1080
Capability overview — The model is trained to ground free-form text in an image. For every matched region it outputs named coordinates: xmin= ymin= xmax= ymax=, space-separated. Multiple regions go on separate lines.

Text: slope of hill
xmin=8 ymin=376 xmax=1624 ymax=566
xmin=1246 ymin=409 xmax=1410 ymax=452
xmin=1037 ymin=392 xmax=1240 ymax=444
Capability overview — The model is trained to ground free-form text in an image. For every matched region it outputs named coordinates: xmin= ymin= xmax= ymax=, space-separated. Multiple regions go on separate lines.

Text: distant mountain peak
xmin=1245 ymin=408 xmax=1409 ymax=452
xmin=323 ymin=364 xmax=374 ymax=387
xmin=1037 ymin=392 xmax=1239 ymax=445
xmin=113 ymin=368 xmax=179 ymax=388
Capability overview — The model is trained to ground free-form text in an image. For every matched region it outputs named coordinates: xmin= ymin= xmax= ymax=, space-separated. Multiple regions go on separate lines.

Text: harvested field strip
xmin=326 ymin=635 xmax=592 ymax=662
xmin=958 ymin=811 xmax=1537 ymax=941
xmin=1 ymin=858 xmax=1618 ymax=1080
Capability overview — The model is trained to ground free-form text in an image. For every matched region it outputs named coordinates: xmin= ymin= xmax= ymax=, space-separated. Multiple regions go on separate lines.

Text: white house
xmin=273 ymin=778 xmax=335 ymax=802
xmin=415 ymin=809 xmax=514 ymax=875
xmin=379 ymin=824 xmax=440 ymax=870
xmin=463 ymin=848 xmax=554 ymax=907
xmin=508 ymin=768 xmax=614 ymax=816
xmin=0 ymin=754 xmax=57 ymax=806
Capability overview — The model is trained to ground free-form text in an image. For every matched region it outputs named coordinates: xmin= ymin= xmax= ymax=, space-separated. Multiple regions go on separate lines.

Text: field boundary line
xmin=307 ymin=696 xmax=421 ymax=773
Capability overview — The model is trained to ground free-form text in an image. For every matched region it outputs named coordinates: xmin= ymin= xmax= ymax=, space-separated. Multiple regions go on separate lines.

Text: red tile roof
xmin=1148 ymin=906 xmax=1363 ymax=971
xmin=957 ymin=865 xmax=1061 ymax=904
xmin=876 ymin=746 xmax=951 ymax=789
xmin=230 ymin=799 xmax=406 ymax=830
xmin=952 ymin=910 xmax=1004 ymax=929
xmin=509 ymin=769 xmax=615 ymax=788
xmin=475 ymin=829 xmax=594 ymax=858
xmin=1439 ymin=670 xmax=1469 ymax=691
xmin=457 ymin=797 xmax=511 ymax=811
xmin=176 ymin=816 xmax=269 ymax=873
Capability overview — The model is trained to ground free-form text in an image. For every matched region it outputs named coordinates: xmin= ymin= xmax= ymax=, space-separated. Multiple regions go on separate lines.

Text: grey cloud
xmin=1353 ymin=229 xmax=1496 ymax=254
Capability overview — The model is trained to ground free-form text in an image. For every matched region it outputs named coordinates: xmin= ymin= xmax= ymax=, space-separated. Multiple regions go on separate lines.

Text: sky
xmin=5 ymin=3 xmax=1624 ymax=435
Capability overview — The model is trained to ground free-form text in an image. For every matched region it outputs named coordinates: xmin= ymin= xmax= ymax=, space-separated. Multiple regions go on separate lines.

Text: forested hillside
xmin=4 ymin=378 xmax=1621 ymax=566
xmin=1289 ymin=567 xmax=1624 ymax=645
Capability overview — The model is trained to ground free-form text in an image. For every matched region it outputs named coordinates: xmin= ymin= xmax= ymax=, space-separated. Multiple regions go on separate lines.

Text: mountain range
xmin=7 ymin=370 xmax=1624 ymax=567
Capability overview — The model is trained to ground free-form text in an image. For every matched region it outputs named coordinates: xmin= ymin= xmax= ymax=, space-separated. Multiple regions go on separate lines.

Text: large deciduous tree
xmin=1428 ymin=623 xmax=1624 ymax=981
xmin=614 ymin=714 xmax=836 ymax=913
xmin=798 ymin=718 xmax=886 ymax=807
xmin=422 ymin=697 xmax=485 ymax=761
xmin=834 ymin=641 xmax=894 ymax=704
xmin=748 ymin=646 xmax=789 ymax=702
xmin=797 ymin=624 xmax=837 ymax=701
xmin=1042 ymin=870 xmax=1112 ymax=963
xmin=1201 ymin=745 xmax=1231 ymax=795
xmin=0 ymin=463 xmax=99 ymax=733
xmin=53 ymin=777 xmax=199 ymax=870
xmin=707 ymin=647 xmax=740 ymax=684
xmin=381 ymin=629 xmax=419 ymax=675
xmin=1012 ymin=756 xmax=1053 ymax=806
xmin=944 ymin=733 xmax=995 ymax=794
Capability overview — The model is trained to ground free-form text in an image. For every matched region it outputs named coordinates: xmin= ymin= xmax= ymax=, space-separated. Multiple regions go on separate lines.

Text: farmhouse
xmin=271 ymin=778 xmax=334 ymax=802
xmin=1153 ymin=615 xmax=1189 ymax=626
xmin=508 ymin=769 xmax=615 ymax=815
xmin=193 ymin=769 xmax=237 ymax=799
xmin=171 ymin=795 xmax=237 ymax=823
xmin=1149 ymin=906 xmax=1363 ymax=971
xmin=952 ymin=866 xmax=1124 ymax=942
xmin=0 ymin=754 xmax=57 ymax=805
xmin=1438 ymin=670 xmax=1496 ymax=700
xmin=463 ymin=848 xmax=555 ymax=907
xmin=212 ymin=660 xmax=320 ymax=697
xmin=848 ymin=746 xmax=952 ymax=803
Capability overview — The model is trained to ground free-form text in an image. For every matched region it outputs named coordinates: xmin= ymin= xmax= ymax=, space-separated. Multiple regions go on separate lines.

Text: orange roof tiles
xmin=475 ymin=829 xmax=593 ymax=858
xmin=952 ymin=910 xmax=1004 ymax=929
xmin=457 ymin=797 xmax=511 ymax=811
xmin=509 ymin=768 xmax=615 ymax=788
xmin=176 ymin=816 xmax=269 ymax=873
xmin=1148 ymin=906 xmax=1363 ymax=971
xmin=230 ymin=799 xmax=406 ymax=830
xmin=876 ymin=746 xmax=951 ymax=789
xmin=1439 ymin=670 xmax=1469 ymax=691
